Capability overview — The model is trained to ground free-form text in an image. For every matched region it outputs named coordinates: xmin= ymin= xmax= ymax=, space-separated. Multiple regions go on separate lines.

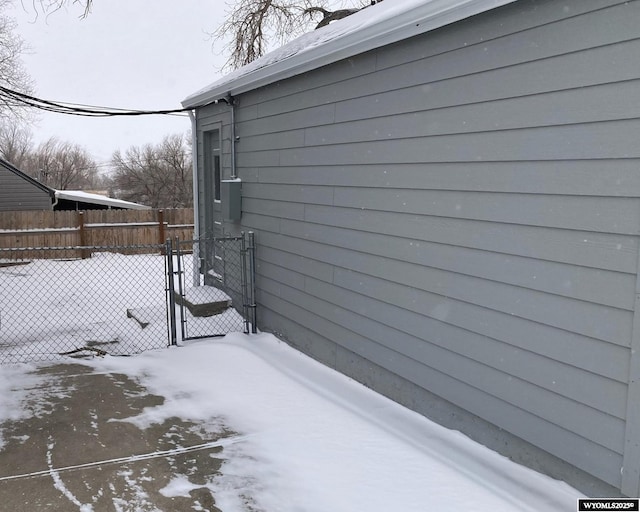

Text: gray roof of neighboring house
xmin=183 ymin=0 xmax=518 ymax=108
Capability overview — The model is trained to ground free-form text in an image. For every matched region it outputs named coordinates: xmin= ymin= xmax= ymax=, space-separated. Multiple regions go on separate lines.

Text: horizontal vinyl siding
xmin=0 ymin=166 xmax=51 ymax=211
xmin=230 ymin=0 xmax=638 ymax=488
xmin=251 ymin=160 xmax=640 ymax=197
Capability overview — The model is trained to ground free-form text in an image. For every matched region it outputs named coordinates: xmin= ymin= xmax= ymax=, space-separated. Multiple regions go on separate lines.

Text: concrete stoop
xmin=173 ymin=286 xmax=232 ymax=317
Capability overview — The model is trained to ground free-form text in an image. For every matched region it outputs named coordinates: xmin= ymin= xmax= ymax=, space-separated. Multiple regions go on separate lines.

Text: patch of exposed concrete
xmin=0 ymin=363 xmax=233 ymax=511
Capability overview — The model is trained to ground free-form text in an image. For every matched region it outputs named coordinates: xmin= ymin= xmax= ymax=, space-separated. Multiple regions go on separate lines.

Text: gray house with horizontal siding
xmin=0 ymin=157 xmax=147 ymax=211
xmin=183 ymin=0 xmax=640 ymax=497
xmin=0 ymin=158 xmax=54 ymax=211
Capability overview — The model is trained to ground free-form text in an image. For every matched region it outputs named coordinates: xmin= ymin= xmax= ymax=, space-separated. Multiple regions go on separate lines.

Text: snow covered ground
xmin=0 ymin=333 xmax=583 ymax=511
xmin=0 ymin=253 xmax=584 ymax=510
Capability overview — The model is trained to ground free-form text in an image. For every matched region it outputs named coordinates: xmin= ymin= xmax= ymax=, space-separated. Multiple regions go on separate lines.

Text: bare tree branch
xmin=19 ymin=0 xmax=376 ymax=73
xmin=25 ymin=0 xmax=93 ymax=18
xmin=214 ymin=0 xmax=373 ymax=71
xmin=304 ymin=6 xmax=362 ymax=28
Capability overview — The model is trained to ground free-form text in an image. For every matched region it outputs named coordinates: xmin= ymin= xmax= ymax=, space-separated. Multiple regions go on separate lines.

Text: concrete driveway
xmin=0 ymin=363 xmax=232 ymax=511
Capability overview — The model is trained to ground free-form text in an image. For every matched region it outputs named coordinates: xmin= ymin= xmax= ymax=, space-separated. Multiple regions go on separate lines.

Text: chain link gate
xmin=166 ymin=233 xmax=256 ymax=343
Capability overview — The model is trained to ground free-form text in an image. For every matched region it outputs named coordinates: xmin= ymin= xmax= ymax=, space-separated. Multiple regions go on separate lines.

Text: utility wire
xmin=0 ymin=86 xmax=199 ymax=117
xmin=60 ymin=100 xmax=188 ymax=117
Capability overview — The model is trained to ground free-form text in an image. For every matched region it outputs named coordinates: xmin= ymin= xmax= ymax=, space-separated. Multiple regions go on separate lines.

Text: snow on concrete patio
xmin=1 ymin=333 xmax=583 ymax=511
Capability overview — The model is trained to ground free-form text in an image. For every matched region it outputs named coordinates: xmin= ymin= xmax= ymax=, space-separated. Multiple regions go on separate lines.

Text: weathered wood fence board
xmin=0 ymin=208 xmax=194 ymax=258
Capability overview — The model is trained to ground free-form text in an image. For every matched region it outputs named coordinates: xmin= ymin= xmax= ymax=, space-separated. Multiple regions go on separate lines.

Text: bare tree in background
xmin=27 ymin=137 xmax=99 ymax=189
xmin=0 ymin=0 xmax=33 ymax=119
xmin=0 ymin=123 xmax=101 ymax=189
xmin=0 ymin=121 xmax=32 ymax=167
xmin=110 ymin=134 xmax=192 ymax=209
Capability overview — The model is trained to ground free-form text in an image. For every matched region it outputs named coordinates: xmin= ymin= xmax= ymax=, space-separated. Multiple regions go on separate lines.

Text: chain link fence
xmin=0 ymin=245 xmax=170 ymax=364
xmin=0 ymin=235 xmax=257 ymax=364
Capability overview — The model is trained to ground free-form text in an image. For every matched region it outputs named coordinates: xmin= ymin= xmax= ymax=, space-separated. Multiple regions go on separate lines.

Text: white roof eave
xmin=55 ymin=190 xmax=150 ymax=210
xmin=183 ymin=0 xmax=518 ymax=108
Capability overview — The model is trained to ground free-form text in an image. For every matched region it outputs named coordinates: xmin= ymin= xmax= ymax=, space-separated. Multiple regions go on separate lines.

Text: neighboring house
xmin=0 ymin=157 xmax=54 ymax=211
xmin=0 ymin=158 xmax=147 ymax=211
xmin=183 ymin=0 xmax=640 ymax=497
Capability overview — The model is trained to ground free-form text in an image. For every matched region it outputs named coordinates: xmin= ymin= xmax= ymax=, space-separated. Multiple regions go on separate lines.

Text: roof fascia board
xmin=183 ymin=0 xmax=517 ymax=108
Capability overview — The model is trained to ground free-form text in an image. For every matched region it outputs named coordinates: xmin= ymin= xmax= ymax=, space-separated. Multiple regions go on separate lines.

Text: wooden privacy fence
xmin=0 ymin=208 xmax=194 ymax=258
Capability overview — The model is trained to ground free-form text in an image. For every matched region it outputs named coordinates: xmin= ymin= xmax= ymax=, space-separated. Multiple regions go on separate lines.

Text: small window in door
xmin=213 ymin=152 xmax=221 ymax=201
xmin=204 ymin=129 xmax=221 ymax=201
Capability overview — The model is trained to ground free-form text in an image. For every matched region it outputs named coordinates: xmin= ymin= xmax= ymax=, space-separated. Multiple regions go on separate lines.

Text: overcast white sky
xmin=8 ymin=0 xmax=229 ymax=164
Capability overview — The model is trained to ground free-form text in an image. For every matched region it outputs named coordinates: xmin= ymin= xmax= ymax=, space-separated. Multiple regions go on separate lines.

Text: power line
xmin=0 ymin=86 xmax=199 ymax=117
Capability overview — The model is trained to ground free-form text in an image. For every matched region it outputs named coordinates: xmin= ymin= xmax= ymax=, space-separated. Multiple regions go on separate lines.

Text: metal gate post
xmin=192 ymin=239 xmax=200 ymax=287
xmin=175 ymin=237 xmax=187 ymax=341
xmin=240 ymin=232 xmax=250 ymax=334
xmin=248 ymin=231 xmax=257 ymax=334
xmin=165 ymin=238 xmax=178 ymax=346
